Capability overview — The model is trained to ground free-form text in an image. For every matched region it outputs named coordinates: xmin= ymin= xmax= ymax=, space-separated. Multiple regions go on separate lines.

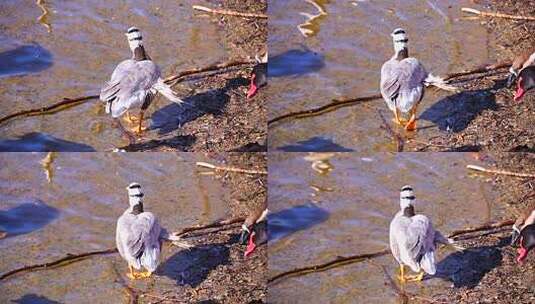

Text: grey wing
xmin=401 ymin=58 xmax=428 ymax=89
xmin=380 ymin=61 xmax=401 ymax=111
xmin=118 ymin=212 xmax=160 ymax=263
xmin=389 ymin=215 xmax=402 ymax=263
xmin=406 ymin=215 xmax=434 ymax=261
xmin=100 ymin=60 xmax=161 ymax=117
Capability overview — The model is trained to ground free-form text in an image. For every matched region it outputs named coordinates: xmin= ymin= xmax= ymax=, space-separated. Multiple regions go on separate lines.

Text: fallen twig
xmin=448 ymin=219 xmax=515 ymax=239
xmin=172 ymin=217 xmax=245 ymax=237
xmin=0 ymin=95 xmax=98 ymax=126
xmin=462 ymin=7 xmax=535 ymax=21
xmin=377 ymin=109 xmax=404 ymax=152
xmin=112 ymin=263 xmax=139 ymax=304
xmin=192 ymin=5 xmax=267 ymax=19
xmin=467 ymin=165 xmax=535 ymax=178
xmin=0 ymin=217 xmax=245 ymax=281
xmin=268 ymin=94 xmax=381 ymax=126
xmin=196 ymin=161 xmax=268 ymax=175
xmin=444 ymin=61 xmax=511 ymax=81
xmin=164 ymin=59 xmax=254 ymax=86
xmin=0 ymin=248 xmax=117 ymax=281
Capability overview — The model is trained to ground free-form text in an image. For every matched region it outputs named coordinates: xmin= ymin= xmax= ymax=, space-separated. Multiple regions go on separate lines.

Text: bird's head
xmin=240 ymin=208 xmax=269 ymax=257
xmin=399 ymin=185 xmax=415 ymax=210
xmin=391 ymin=28 xmax=408 ymax=57
xmin=125 ymin=27 xmax=143 ymax=52
xmin=127 ymin=182 xmax=144 ymax=206
xmin=516 ymin=224 xmax=535 ymax=264
xmin=514 ymin=66 xmax=535 ymax=102
xmin=247 ymin=52 xmax=268 ymax=99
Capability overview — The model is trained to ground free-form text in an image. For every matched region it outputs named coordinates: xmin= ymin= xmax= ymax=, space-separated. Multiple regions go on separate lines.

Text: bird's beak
xmin=506 ymin=73 xmax=516 ymax=88
xmin=511 ymin=228 xmax=521 ymax=246
xmin=514 ymin=78 xmax=525 ymax=102
xmin=517 ymin=246 xmax=528 ymax=264
xmin=244 ymin=231 xmax=257 ymax=257
xmin=239 ymin=226 xmax=250 ymax=245
xmin=247 ymin=74 xmax=258 ymax=99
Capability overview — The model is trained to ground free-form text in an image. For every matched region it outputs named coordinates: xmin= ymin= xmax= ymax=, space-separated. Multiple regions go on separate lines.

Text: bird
xmin=246 ymin=52 xmax=268 ymax=99
xmin=512 ymin=66 xmax=535 ymax=102
xmin=100 ymin=27 xmax=184 ymax=134
xmin=116 ymin=183 xmax=162 ymax=279
xmin=380 ymin=28 xmax=457 ymax=131
xmin=240 ymin=201 xmax=268 ymax=257
xmin=389 ymin=185 xmax=458 ymax=283
xmin=516 ymin=224 xmax=535 ymax=263
xmin=511 ymin=206 xmax=535 ymax=246
xmin=506 ymin=47 xmax=535 ymax=88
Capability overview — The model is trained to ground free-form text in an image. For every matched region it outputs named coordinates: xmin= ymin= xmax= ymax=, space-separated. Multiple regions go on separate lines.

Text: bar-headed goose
xmin=100 ymin=27 xmax=184 ymax=134
xmin=116 ymin=183 xmax=162 ymax=279
xmin=517 ymin=224 xmax=535 ymax=263
xmin=240 ymin=201 xmax=268 ymax=257
xmin=247 ymin=52 xmax=268 ymax=99
xmin=506 ymin=47 xmax=535 ymax=87
xmin=380 ymin=28 xmax=457 ymax=131
xmin=513 ymin=66 xmax=535 ymax=102
xmin=511 ymin=206 xmax=535 ymax=246
xmin=389 ymin=185 xmax=460 ymax=283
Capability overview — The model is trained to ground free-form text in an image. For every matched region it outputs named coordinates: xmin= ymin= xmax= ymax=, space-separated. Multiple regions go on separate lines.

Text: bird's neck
xmin=395 ymin=48 xmax=409 ymax=61
xmin=403 ymin=205 xmax=415 ymax=217
xmin=130 ymin=202 xmax=144 ymax=215
xmin=133 ymin=46 xmax=149 ymax=61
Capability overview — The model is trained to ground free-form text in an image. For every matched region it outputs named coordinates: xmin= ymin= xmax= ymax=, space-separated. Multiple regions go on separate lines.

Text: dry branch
xmin=444 ymin=61 xmax=511 ymax=81
xmin=0 ymin=217 xmax=245 ymax=281
xmin=0 ymin=95 xmax=98 ymax=126
xmin=0 ymin=248 xmax=117 ymax=281
xmin=448 ymin=219 xmax=515 ymax=238
xmin=164 ymin=59 xmax=254 ymax=86
xmin=462 ymin=7 xmax=535 ymax=21
xmin=268 ymin=94 xmax=381 ymax=125
xmin=192 ymin=5 xmax=267 ymax=19
xmin=268 ymin=249 xmax=390 ymax=285
xmin=467 ymin=165 xmax=535 ymax=178
xmin=196 ymin=162 xmax=268 ymax=175
xmin=377 ymin=109 xmax=404 ymax=152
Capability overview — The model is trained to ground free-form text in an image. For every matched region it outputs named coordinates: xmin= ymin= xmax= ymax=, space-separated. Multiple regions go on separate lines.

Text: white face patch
xmin=127 ymin=183 xmax=143 ymax=206
xmin=399 ymin=186 xmax=415 ymax=209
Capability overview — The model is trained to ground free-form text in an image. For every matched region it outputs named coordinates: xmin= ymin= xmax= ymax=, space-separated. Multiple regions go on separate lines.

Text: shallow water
xmin=0 ymin=0 xmax=226 ymax=151
xmin=268 ymin=0 xmax=492 ymax=152
xmin=268 ymin=152 xmax=499 ymax=303
xmin=0 ymin=153 xmax=230 ymax=303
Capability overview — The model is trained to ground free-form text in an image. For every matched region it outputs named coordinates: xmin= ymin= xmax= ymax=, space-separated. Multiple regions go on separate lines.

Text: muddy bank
xmin=125 ymin=0 xmax=267 ymax=152
xmin=432 ymin=152 xmax=535 ymax=303
xmin=411 ymin=0 xmax=535 ymax=153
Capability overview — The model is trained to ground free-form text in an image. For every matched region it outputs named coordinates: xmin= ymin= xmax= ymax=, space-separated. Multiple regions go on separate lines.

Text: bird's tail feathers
xmin=153 ymin=78 xmax=184 ymax=104
xmin=424 ymin=74 xmax=460 ymax=93
xmin=161 ymin=232 xmax=194 ymax=249
xmin=420 ymin=251 xmax=437 ymax=275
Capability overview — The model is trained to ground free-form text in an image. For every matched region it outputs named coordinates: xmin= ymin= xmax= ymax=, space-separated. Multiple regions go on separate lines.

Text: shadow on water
xmin=0 ymin=44 xmax=53 ymax=78
xmin=11 ymin=294 xmax=62 ymax=304
xmin=277 ymin=136 xmax=354 ymax=152
xmin=151 ymin=77 xmax=248 ymax=136
xmin=268 ymin=203 xmax=330 ymax=242
xmin=268 ymin=48 xmax=325 ymax=78
xmin=435 ymin=237 xmax=507 ymax=288
xmin=0 ymin=200 xmax=60 ymax=237
xmin=159 ymin=241 xmax=231 ymax=287
xmin=0 ymin=133 xmax=95 ymax=152
xmin=420 ymin=88 xmax=498 ymax=133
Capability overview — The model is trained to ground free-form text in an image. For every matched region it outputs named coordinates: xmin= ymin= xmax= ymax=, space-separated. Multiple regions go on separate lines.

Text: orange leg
xmin=405 ymin=106 xmax=418 ymax=131
xmin=392 ymin=108 xmax=404 ymax=126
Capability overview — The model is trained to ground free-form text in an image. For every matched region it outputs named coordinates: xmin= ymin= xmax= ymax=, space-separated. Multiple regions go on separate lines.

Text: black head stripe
xmin=127 ymin=28 xmax=140 ymax=33
xmin=393 ymin=29 xmax=406 ymax=35
xmin=128 ymin=184 xmax=141 ymax=189
xmin=401 ymin=186 xmax=413 ymax=191
xmin=402 ymin=195 xmax=415 ymax=200
xmin=129 ymin=193 xmax=144 ymax=198
xmin=395 ymin=39 xmax=408 ymax=43
xmin=129 ymin=37 xmax=143 ymax=41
